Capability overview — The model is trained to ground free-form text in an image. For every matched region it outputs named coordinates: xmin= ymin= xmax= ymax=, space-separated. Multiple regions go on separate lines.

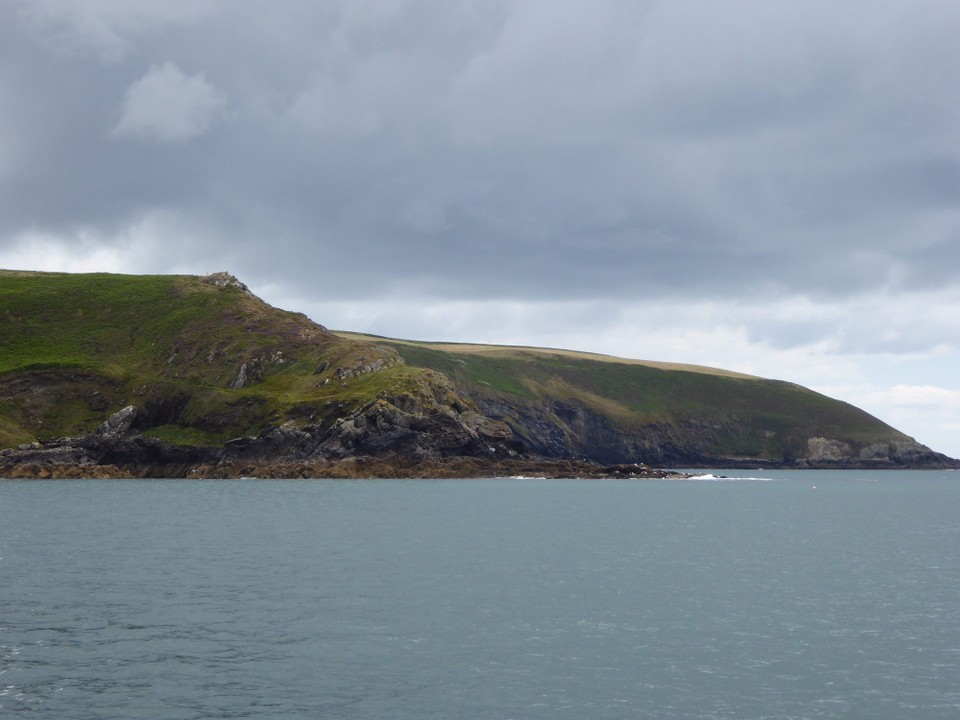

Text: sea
xmin=2 ymin=470 xmax=959 ymax=719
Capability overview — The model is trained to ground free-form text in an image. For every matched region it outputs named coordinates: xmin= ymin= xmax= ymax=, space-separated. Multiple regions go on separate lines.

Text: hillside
xmin=335 ymin=333 xmax=950 ymax=467
xmin=1 ymin=270 xmax=955 ymax=477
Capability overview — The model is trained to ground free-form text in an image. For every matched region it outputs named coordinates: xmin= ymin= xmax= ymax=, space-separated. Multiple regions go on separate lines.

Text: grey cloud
xmin=2 ymin=0 xmax=959 ymax=323
xmin=13 ymin=0 xmax=224 ymax=62
xmin=111 ymin=62 xmax=226 ymax=142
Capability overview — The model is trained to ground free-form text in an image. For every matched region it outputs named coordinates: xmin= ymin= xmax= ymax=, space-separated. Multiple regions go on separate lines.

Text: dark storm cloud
xmin=2 ymin=0 xmax=958 ymax=306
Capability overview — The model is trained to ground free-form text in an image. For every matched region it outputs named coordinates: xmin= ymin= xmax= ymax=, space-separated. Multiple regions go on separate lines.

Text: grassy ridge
xmin=333 ymin=332 xmax=756 ymax=378
xmin=0 ymin=271 xmax=418 ymax=445
xmin=347 ymin=334 xmax=908 ymax=460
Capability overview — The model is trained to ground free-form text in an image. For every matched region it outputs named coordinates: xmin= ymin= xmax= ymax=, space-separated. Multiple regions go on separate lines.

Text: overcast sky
xmin=2 ymin=0 xmax=959 ymax=458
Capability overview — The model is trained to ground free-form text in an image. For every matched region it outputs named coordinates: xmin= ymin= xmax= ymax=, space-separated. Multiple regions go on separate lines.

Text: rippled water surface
xmin=2 ymin=471 xmax=960 ymax=718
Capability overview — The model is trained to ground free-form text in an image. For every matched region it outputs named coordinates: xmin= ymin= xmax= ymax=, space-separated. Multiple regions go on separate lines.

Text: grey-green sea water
xmin=2 ymin=471 xmax=959 ymax=719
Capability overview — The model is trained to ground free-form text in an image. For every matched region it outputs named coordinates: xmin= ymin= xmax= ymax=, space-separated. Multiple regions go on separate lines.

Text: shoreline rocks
xmin=0 ymin=455 xmax=692 ymax=480
xmin=3 ymin=399 xmax=958 ymax=481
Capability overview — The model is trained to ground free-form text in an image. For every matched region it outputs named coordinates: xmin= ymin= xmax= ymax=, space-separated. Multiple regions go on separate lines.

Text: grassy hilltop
xmin=0 ymin=270 xmax=419 ymax=449
xmin=1 ymin=270 xmax=950 ymax=472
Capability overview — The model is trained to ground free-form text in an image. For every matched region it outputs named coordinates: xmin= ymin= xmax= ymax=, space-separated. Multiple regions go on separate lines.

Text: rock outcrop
xmin=202 ymin=272 xmax=250 ymax=293
xmin=797 ymin=436 xmax=952 ymax=469
xmin=472 ymin=397 xmax=959 ymax=470
xmin=1 ymin=378 xmax=523 ymax=477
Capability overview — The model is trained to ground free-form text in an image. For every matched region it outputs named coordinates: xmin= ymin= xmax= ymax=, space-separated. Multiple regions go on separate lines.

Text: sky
xmin=1 ymin=0 xmax=959 ymax=458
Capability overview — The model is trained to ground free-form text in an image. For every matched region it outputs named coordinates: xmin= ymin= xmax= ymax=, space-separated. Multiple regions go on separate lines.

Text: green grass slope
xmin=336 ymin=332 xmax=916 ymax=463
xmin=0 ymin=270 xmax=422 ymax=448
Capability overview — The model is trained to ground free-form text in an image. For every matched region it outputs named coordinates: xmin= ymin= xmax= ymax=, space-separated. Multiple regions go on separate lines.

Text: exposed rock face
xmin=3 ymin=398 xmax=957 ymax=478
xmin=315 ymin=399 xmax=516 ymax=462
xmin=1 ymin=405 xmax=207 ymax=477
xmin=858 ymin=440 xmax=936 ymax=463
xmin=0 ymin=378 xmax=522 ymax=477
xmin=331 ymin=347 xmax=399 ymax=380
xmin=799 ymin=437 xmax=952 ymax=469
xmin=311 ymin=370 xmax=517 ymax=462
xmin=806 ymin=437 xmax=851 ymax=462
xmin=475 ymin=396 xmax=732 ymax=466
xmin=95 ymin=405 xmax=137 ymax=442
xmin=230 ymin=362 xmax=249 ymax=389
xmin=221 ymin=422 xmax=314 ymax=464
xmin=202 ymin=272 xmax=250 ymax=293
xmin=473 ymin=397 xmax=959 ymax=470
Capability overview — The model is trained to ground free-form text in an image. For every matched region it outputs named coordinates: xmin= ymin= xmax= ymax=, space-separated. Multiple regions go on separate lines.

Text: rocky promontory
xmin=0 ymin=401 xmax=693 ymax=479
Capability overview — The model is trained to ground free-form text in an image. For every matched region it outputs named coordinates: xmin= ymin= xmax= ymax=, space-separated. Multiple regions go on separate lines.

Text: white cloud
xmin=0 ymin=232 xmax=130 ymax=274
xmin=0 ymin=209 xmax=217 ymax=275
xmin=849 ymin=384 xmax=960 ymax=412
xmin=112 ymin=62 xmax=226 ymax=142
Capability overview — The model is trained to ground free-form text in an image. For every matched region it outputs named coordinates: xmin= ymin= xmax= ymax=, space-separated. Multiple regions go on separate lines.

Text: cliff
xmin=1 ymin=270 xmax=956 ymax=477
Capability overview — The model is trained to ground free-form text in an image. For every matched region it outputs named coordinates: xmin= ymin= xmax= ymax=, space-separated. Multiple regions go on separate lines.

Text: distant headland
xmin=2 ymin=270 xmax=957 ymax=478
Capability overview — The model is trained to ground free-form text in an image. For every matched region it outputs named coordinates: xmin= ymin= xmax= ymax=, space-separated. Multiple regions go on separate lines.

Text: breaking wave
xmin=686 ymin=473 xmax=778 ymax=482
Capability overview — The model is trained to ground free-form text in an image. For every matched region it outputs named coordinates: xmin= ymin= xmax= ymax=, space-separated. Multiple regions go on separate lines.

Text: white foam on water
xmin=687 ymin=473 xmax=777 ymax=482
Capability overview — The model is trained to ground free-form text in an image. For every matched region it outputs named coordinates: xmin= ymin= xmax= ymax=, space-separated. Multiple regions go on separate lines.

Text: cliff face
xmin=473 ymin=396 xmax=954 ymax=470
xmin=3 ymin=392 xmax=954 ymax=478
xmin=0 ymin=395 xmax=522 ymax=478
xmin=1 ymin=270 xmax=956 ymax=477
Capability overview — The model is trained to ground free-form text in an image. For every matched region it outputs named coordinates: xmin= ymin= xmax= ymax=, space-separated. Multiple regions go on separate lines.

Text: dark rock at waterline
xmin=4 ymin=395 xmax=957 ymax=479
